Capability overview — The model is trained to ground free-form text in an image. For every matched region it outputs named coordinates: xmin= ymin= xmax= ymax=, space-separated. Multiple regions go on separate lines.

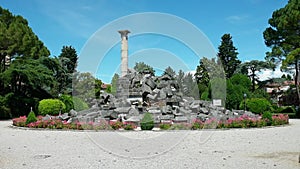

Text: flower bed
xmin=12 ymin=114 xmax=289 ymax=131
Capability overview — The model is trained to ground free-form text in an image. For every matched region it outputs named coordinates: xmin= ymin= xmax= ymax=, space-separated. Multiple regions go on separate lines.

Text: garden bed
xmin=12 ymin=114 xmax=289 ymax=131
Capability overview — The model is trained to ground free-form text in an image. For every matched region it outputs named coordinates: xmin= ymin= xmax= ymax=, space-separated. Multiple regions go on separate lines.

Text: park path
xmin=0 ymin=119 xmax=299 ymax=169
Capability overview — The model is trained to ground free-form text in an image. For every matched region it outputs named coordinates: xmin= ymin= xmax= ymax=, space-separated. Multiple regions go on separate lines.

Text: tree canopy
xmin=217 ymin=34 xmax=241 ymax=79
xmin=263 ymin=0 xmax=300 ymax=105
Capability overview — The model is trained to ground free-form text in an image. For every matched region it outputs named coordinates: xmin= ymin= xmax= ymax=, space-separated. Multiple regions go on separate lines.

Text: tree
xmin=182 ymin=73 xmax=199 ymax=99
xmin=217 ymin=34 xmax=241 ymax=79
xmin=133 ymin=62 xmax=155 ymax=75
xmin=195 ymin=57 xmax=225 ymax=98
xmin=0 ymin=7 xmax=49 ymax=73
xmin=57 ymin=46 xmax=78 ymax=94
xmin=1 ymin=57 xmax=55 ymax=116
xmin=110 ymin=73 xmax=119 ymax=94
xmin=176 ymin=70 xmax=185 ymax=93
xmin=72 ymin=72 xmax=101 ymax=105
xmin=237 ymin=60 xmax=273 ymax=92
xmin=163 ymin=66 xmax=176 ymax=78
xmin=0 ymin=7 xmax=50 ymax=95
xmin=58 ymin=46 xmax=78 ymax=74
xmin=226 ymin=74 xmax=251 ymax=110
xmin=263 ymin=0 xmax=300 ymax=105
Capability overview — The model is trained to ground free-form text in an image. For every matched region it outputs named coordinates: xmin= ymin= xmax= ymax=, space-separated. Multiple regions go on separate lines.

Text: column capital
xmin=118 ymin=30 xmax=130 ymax=38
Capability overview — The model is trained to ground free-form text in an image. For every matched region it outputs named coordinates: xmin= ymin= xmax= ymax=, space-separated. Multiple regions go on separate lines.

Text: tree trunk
xmin=295 ymin=60 xmax=300 ymax=107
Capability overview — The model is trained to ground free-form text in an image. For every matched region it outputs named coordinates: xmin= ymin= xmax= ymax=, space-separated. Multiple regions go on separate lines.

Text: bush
xmin=26 ymin=111 xmax=37 ymax=125
xmin=262 ymin=111 xmax=273 ymax=126
xmin=72 ymin=97 xmax=89 ymax=111
xmin=240 ymin=98 xmax=272 ymax=114
xmin=140 ymin=112 xmax=154 ymax=130
xmin=159 ymin=123 xmax=171 ymax=130
xmin=38 ymin=99 xmax=66 ymax=116
xmin=59 ymin=95 xmax=74 ymax=113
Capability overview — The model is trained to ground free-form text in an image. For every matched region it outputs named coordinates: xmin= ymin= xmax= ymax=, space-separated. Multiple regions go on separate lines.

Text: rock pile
xmin=61 ymin=69 xmax=258 ymax=126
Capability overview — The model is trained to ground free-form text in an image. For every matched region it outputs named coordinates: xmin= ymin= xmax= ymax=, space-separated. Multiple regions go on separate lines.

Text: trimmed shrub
xmin=140 ymin=112 xmax=154 ymax=130
xmin=26 ymin=111 xmax=37 ymax=125
xmin=59 ymin=95 xmax=74 ymax=113
xmin=38 ymin=99 xmax=66 ymax=116
xmin=72 ymin=97 xmax=89 ymax=111
xmin=240 ymin=98 xmax=272 ymax=114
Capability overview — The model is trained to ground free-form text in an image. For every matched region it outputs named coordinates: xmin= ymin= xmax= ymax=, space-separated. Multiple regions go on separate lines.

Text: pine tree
xmin=217 ymin=34 xmax=241 ymax=79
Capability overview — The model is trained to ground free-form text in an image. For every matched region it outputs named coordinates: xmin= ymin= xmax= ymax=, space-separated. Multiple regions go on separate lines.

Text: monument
xmin=118 ymin=30 xmax=130 ymax=77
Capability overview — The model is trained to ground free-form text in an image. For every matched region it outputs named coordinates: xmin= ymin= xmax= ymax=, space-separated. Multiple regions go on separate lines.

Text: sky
xmin=1 ymin=0 xmax=289 ymax=83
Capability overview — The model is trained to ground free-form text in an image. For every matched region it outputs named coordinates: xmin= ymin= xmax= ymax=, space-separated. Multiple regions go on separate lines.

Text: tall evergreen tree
xmin=57 ymin=46 xmax=78 ymax=94
xmin=217 ymin=34 xmax=241 ymax=79
xmin=263 ymin=0 xmax=300 ymax=105
xmin=162 ymin=66 xmax=176 ymax=79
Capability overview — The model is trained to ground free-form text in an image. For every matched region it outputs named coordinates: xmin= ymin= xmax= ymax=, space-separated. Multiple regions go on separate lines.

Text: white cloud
xmin=226 ymin=15 xmax=250 ymax=24
xmin=258 ymin=67 xmax=284 ymax=81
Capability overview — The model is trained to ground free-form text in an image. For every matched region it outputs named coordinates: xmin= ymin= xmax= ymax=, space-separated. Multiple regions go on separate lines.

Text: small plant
xmin=159 ymin=123 xmax=171 ymax=130
xmin=124 ymin=124 xmax=135 ymax=130
xmin=110 ymin=121 xmax=123 ymax=130
xmin=140 ymin=112 xmax=154 ymax=130
xmin=26 ymin=111 xmax=37 ymax=125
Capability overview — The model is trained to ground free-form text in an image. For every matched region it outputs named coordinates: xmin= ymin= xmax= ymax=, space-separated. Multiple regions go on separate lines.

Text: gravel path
xmin=0 ymin=119 xmax=299 ymax=169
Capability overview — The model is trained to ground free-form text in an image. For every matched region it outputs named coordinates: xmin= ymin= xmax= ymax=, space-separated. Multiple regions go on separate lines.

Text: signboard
xmin=213 ymin=99 xmax=222 ymax=106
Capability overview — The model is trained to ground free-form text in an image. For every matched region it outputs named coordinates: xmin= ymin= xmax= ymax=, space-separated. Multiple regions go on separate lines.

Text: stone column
xmin=118 ymin=30 xmax=130 ymax=77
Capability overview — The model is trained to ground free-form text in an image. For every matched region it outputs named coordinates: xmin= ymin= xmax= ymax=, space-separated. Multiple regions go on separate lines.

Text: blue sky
xmin=1 ymin=0 xmax=289 ymax=83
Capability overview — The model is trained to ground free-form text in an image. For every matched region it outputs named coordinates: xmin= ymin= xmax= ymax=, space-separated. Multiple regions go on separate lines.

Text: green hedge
xmin=240 ymin=98 xmax=271 ymax=114
xmin=38 ymin=99 xmax=66 ymax=116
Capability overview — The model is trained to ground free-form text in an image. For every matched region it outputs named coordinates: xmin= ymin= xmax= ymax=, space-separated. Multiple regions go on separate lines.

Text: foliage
xmin=140 ymin=112 xmax=154 ymax=130
xmin=72 ymin=72 xmax=101 ymax=104
xmin=123 ymin=123 xmax=136 ymax=130
xmin=59 ymin=94 xmax=74 ymax=113
xmin=110 ymin=73 xmax=119 ymax=94
xmin=26 ymin=111 xmax=37 ymax=125
xmin=0 ymin=7 xmax=50 ymax=75
xmin=133 ymin=62 xmax=155 ymax=75
xmin=262 ymin=111 xmax=273 ymax=126
xmin=38 ymin=99 xmax=66 ymax=116
xmin=182 ymin=73 xmax=199 ymax=99
xmin=236 ymin=60 xmax=273 ymax=92
xmin=263 ymin=0 xmax=300 ymax=106
xmin=0 ymin=95 xmax=11 ymax=119
xmin=274 ymin=106 xmax=295 ymax=114
xmin=217 ymin=34 xmax=241 ymax=79
xmin=163 ymin=66 xmax=176 ymax=78
xmin=159 ymin=123 xmax=171 ymax=130
xmin=109 ymin=121 xmax=123 ymax=130
xmin=226 ymin=74 xmax=251 ymax=110
xmin=240 ymin=98 xmax=272 ymax=114
xmin=94 ymin=79 xmax=103 ymax=98
xmin=72 ymin=97 xmax=89 ymax=111
xmin=169 ymin=123 xmax=191 ymax=130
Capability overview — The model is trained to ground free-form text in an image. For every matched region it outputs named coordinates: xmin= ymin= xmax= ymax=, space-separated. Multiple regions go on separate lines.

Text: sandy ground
xmin=0 ymin=120 xmax=299 ymax=169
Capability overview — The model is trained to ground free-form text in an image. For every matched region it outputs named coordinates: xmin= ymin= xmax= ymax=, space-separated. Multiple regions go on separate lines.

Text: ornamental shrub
xmin=38 ymin=99 xmax=66 ymax=116
xmin=240 ymin=98 xmax=271 ymax=114
xmin=26 ymin=111 xmax=37 ymax=125
xmin=72 ymin=97 xmax=89 ymax=111
xmin=59 ymin=95 xmax=74 ymax=113
xmin=140 ymin=112 xmax=154 ymax=130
